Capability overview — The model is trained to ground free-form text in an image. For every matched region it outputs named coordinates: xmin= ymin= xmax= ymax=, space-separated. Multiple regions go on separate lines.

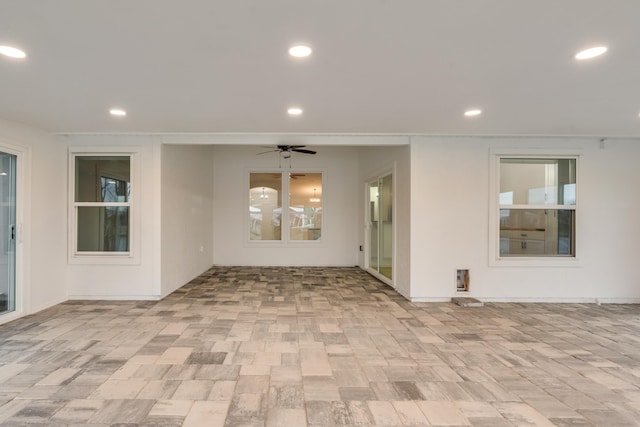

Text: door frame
xmin=0 ymin=140 xmax=27 ymax=325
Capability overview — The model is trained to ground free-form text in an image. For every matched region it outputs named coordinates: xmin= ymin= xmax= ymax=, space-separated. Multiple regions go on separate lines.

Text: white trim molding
xmin=68 ymin=146 xmax=142 ymax=265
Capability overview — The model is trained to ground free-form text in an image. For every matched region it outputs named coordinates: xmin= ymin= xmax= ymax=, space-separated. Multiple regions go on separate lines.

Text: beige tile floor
xmin=0 ymin=266 xmax=639 ymax=426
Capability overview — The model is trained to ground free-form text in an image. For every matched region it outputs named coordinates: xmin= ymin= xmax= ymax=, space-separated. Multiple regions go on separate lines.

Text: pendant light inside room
xmin=309 ymin=188 xmax=320 ymax=203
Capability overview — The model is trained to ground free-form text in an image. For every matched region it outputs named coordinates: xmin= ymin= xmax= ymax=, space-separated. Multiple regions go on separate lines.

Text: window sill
xmin=245 ymin=240 xmax=323 ymax=247
xmin=489 ymin=256 xmax=581 ymax=268
xmin=68 ymin=253 xmax=140 ymax=266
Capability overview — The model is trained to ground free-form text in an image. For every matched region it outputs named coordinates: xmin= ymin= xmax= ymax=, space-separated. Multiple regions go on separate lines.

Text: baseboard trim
xmin=1 ymin=295 xmax=69 ymax=326
xmin=31 ymin=296 xmax=69 ymax=313
xmin=478 ymin=297 xmax=640 ymax=304
xmin=410 ymin=297 xmax=452 ymax=302
xmin=67 ymin=295 xmax=162 ymax=301
xmin=409 ymin=296 xmax=640 ymax=304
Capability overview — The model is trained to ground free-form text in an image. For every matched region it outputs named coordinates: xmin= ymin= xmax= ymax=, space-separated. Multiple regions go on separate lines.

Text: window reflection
xmin=74 ymin=156 xmax=131 ymax=253
xmin=289 ymin=173 xmax=322 ymax=241
xmin=75 ymin=156 xmax=130 ymax=202
xmin=249 ymin=174 xmax=282 ymax=240
xmin=100 ymin=176 xmax=130 ymax=202
xmin=77 ymin=207 xmax=129 ymax=251
xmin=248 ymin=172 xmax=322 ymax=241
xmin=499 ymin=158 xmax=576 ymax=257
xmin=500 ymin=158 xmax=576 ymax=206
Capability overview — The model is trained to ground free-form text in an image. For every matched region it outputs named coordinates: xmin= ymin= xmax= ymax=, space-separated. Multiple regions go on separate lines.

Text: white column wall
xmin=161 ymin=144 xmax=214 ymax=297
xmin=3 ymin=123 xmax=639 ymax=312
xmin=410 ymin=137 xmax=640 ymax=302
xmin=212 ymin=145 xmax=359 ymax=266
xmin=0 ymin=118 xmax=68 ymax=318
xmin=64 ymin=135 xmax=160 ymax=299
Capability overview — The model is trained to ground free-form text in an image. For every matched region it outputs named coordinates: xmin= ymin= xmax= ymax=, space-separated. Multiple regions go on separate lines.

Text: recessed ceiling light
xmin=288 ymin=107 xmax=303 ymax=116
xmin=574 ymin=46 xmax=607 ymax=60
xmin=0 ymin=45 xmax=27 ymax=59
xmin=109 ymin=108 xmax=127 ymax=117
xmin=288 ymin=45 xmax=312 ymax=58
xmin=464 ymin=109 xmax=482 ymax=117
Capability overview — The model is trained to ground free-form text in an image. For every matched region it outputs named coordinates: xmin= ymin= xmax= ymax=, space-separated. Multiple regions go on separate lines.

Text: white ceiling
xmin=1 ymin=0 xmax=639 ymax=136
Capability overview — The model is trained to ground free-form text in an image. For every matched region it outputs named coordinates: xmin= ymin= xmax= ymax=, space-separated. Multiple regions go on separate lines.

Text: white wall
xmin=161 ymin=144 xmax=214 ymax=297
xmin=63 ymin=135 xmax=160 ymax=299
xmin=357 ymin=145 xmax=411 ymax=298
xmin=0 ymin=118 xmax=68 ymax=321
xmin=212 ymin=145 xmax=359 ymax=266
xmin=4 ymin=124 xmax=639 ymax=314
xmin=410 ymin=137 xmax=640 ymax=302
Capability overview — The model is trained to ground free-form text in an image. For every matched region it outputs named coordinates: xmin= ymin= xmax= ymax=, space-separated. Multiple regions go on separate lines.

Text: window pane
xmin=249 ymin=173 xmax=282 ymax=240
xmin=75 ymin=156 xmax=131 ymax=202
xmin=289 ymin=173 xmax=322 ymax=240
xmin=500 ymin=209 xmax=574 ymax=256
xmin=77 ymin=206 xmax=130 ymax=252
xmin=500 ymin=158 xmax=576 ymax=205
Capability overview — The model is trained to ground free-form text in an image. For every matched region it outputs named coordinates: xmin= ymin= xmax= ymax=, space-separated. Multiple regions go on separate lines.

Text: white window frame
xmin=68 ymin=147 xmax=141 ymax=265
xmin=488 ymin=149 xmax=581 ymax=267
xmin=246 ymin=169 xmax=325 ymax=246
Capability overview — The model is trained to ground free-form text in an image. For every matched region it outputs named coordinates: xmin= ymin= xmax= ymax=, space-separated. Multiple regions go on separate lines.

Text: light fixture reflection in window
xmin=309 ymin=188 xmax=321 ymax=203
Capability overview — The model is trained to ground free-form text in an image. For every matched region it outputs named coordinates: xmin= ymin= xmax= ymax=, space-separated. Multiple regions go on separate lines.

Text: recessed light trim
xmin=287 ymin=107 xmax=303 ymax=116
xmin=288 ymin=45 xmax=312 ymax=58
xmin=464 ymin=109 xmax=482 ymax=117
xmin=0 ymin=45 xmax=27 ymax=59
xmin=575 ymin=46 xmax=607 ymax=60
xmin=109 ymin=108 xmax=127 ymax=117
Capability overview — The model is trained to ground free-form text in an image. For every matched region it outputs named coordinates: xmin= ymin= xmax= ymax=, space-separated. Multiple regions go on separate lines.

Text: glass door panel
xmin=379 ymin=174 xmax=393 ymax=280
xmin=0 ymin=152 xmax=16 ymax=315
xmin=369 ymin=181 xmax=379 ymax=271
xmin=368 ymin=173 xmax=392 ymax=282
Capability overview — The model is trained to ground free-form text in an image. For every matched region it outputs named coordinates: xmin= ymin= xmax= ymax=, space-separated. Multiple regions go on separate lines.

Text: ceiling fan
xmin=258 ymin=145 xmax=317 ymax=158
xmin=271 ymin=172 xmax=306 ymax=179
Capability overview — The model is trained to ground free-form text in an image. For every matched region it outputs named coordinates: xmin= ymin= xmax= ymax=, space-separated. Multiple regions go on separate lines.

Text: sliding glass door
xmin=368 ymin=173 xmax=393 ymax=283
xmin=0 ymin=152 xmax=16 ymax=315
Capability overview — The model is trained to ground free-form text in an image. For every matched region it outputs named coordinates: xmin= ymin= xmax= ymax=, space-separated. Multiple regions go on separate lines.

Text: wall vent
xmin=456 ymin=269 xmax=469 ymax=292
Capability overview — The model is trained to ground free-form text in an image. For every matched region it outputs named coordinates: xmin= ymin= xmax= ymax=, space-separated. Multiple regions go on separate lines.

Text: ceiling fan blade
xmin=257 ymin=149 xmax=279 ymax=155
xmin=277 ymin=144 xmax=307 ymax=151
xmin=292 ymin=148 xmax=316 ymax=154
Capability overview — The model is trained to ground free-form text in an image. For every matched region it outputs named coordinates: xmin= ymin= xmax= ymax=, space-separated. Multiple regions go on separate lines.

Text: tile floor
xmin=0 ymin=266 xmax=639 ymax=426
